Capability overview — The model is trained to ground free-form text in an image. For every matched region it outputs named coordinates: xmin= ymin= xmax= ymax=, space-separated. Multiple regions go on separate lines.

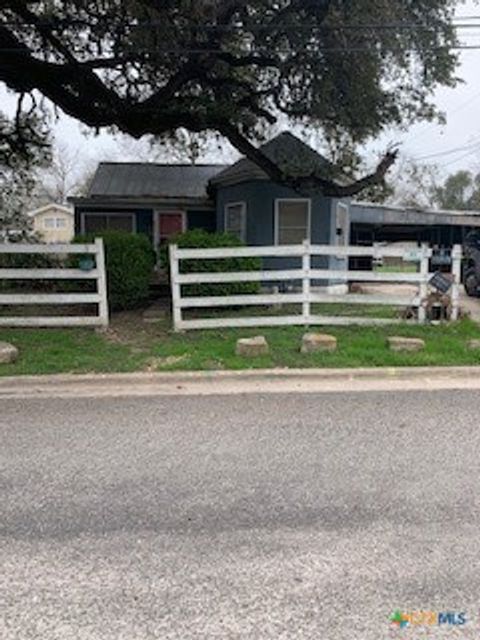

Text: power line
xmin=2 ymin=19 xmax=480 ymax=31
xmin=402 ymin=74 xmax=480 ymax=146
xmin=439 ymin=146 xmax=480 ymax=168
xmin=413 ymin=137 xmax=480 ymax=162
xmin=2 ymin=44 xmax=480 ymax=54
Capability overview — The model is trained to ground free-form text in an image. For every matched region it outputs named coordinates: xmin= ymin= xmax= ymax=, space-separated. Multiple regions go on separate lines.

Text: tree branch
xmin=219 ymin=122 xmax=398 ymax=197
xmin=0 ymin=1 xmax=404 ymax=197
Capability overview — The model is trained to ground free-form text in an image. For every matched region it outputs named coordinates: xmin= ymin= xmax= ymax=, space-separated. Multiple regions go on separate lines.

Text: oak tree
xmin=0 ymin=0 xmax=460 ymax=196
xmin=0 ymin=108 xmax=49 ymax=240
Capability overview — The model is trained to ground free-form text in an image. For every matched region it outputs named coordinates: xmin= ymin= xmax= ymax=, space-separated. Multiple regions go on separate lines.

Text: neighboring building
xmin=28 ymin=203 xmax=74 ymax=243
xmin=71 ymin=132 xmax=352 ymax=283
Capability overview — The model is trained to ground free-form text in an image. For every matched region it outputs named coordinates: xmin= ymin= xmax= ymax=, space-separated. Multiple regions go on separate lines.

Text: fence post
xmin=451 ymin=244 xmax=462 ymax=321
xmin=302 ymin=240 xmax=311 ymax=325
xmin=95 ymin=238 xmax=109 ymax=326
xmin=417 ymin=243 xmax=430 ymax=324
xmin=169 ymin=243 xmax=182 ymax=331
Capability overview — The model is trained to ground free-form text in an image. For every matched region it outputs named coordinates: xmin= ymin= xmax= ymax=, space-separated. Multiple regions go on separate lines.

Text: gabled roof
xmin=210 ymin=131 xmax=340 ymax=188
xmin=27 ymin=203 xmax=73 ymax=217
xmin=88 ymin=163 xmax=228 ymax=200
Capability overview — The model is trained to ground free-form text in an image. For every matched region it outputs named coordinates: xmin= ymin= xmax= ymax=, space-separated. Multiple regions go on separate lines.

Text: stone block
xmin=301 ymin=333 xmax=337 ymax=354
xmin=388 ymin=337 xmax=425 ymax=353
xmin=235 ymin=336 xmax=269 ymax=357
xmin=0 ymin=341 xmax=18 ymax=364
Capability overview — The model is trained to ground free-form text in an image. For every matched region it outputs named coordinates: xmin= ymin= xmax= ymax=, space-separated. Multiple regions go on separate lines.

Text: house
xmin=72 ymin=131 xmax=480 ymax=258
xmin=28 ymin=203 xmax=74 ymax=243
xmin=71 ymin=133 xmax=351 ymax=278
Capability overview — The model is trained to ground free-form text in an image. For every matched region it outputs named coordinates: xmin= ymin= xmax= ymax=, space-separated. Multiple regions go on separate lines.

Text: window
xmin=82 ymin=213 xmax=135 ymax=234
xmin=225 ymin=202 xmax=247 ymax=242
xmin=44 ymin=217 xmax=68 ymax=229
xmin=275 ymin=199 xmax=311 ymax=245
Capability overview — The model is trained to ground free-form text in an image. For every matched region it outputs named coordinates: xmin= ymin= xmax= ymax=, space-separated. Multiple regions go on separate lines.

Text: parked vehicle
xmin=463 ymin=231 xmax=480 ymax=297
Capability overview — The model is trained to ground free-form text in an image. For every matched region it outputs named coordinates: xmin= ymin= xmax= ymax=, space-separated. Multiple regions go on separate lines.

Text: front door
xmin=156 ymin=212 xmax=185 ymax=247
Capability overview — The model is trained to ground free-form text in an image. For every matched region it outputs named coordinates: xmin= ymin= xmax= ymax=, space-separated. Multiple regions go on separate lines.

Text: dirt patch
xmin=102 ymin=308 xmax=172 ymax=347
xmin=143 ymin=355 xmax=189 ymax=371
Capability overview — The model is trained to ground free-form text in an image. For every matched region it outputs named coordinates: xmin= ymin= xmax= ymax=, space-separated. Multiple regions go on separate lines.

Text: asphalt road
xmin=1 ymin=389 xmax=480 ymax=639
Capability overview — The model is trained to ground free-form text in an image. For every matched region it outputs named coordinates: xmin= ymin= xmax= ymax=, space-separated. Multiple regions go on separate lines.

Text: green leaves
xmin=0 ymin=0 xmax=460 ymax=194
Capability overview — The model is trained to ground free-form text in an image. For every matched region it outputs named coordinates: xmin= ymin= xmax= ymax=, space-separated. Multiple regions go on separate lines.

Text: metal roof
xmin=210 ymin=132 xmax=345 ymax=187
xmin=351 ymin=201 xmax=480 ymax=227
xmin=88 ymin=163 xmax=227 ymax=199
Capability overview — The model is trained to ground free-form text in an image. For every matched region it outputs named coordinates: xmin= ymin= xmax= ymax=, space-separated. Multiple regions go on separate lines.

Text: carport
xmin=351 ymin=201 xmax=480 ymax=247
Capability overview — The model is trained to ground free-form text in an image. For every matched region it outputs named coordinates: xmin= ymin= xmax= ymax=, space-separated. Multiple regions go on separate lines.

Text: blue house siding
xmin=187 ymin=210 xmax=216 ymax=233
xmin=215 ymin=181 xmax=349 ymax=286
xmin=216 ymin=182 xmax=335 ymax=244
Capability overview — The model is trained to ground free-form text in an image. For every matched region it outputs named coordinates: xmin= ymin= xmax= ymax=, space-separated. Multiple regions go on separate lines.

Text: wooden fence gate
xmin=169 ymin=242 xmax=463 ymax=331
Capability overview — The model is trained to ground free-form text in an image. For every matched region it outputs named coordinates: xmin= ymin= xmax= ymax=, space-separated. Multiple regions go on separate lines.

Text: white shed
xmin=28 ymin=203 xmax=74 ymax=243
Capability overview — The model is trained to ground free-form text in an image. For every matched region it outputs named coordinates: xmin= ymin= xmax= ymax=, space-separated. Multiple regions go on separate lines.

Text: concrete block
xmin=301 ymin=333 xmax=337 ymax=354
xmin=235 ymin=336 xmax=269 ymax=357
xmin=468 ymin=339 xmax=480 ymax=350
xmin=388 ymin=337 xmax=425 ymax=353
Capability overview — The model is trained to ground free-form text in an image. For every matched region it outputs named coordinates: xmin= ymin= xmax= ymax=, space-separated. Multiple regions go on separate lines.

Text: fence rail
xmin=0 ymin=238 xmax=108 ymax=327
xmin=169 ymin=242 xmax=463 ymax=332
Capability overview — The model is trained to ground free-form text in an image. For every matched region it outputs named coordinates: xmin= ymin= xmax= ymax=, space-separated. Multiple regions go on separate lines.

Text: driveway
xmin=1 ymin=390 xmax=480 ymax=639
xmin=459 ymin=288 xmax=480 ymax=321
xmin=362 ymin=282 xmax=480 ymax=321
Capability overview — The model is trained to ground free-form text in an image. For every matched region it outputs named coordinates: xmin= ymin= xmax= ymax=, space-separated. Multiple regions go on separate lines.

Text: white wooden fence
xmin=169 ymin=242 xmax=463 ymax=331
xmin=0 ymin=238 xmax=108 ymax=327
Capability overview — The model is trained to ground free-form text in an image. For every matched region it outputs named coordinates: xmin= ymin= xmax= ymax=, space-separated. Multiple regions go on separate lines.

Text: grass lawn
xmin=0 ymin=327 xmax=144 ymax=376
xmin=1 ymin=311 xmax=480 ymax=376
xmin=375 ymin=264 xmax=418 ymax=273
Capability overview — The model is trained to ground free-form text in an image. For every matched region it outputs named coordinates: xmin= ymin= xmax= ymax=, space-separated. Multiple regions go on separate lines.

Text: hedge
xmin=75 ymin=231 xmax=156 ymax=310
xmin=161 ymin=229 xmax=261 ymax=297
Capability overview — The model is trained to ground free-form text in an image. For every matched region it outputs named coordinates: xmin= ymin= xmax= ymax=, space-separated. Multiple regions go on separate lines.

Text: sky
xmin=2 ymin=1 xmax=480 ymax=179
xmin=371 ymin=0 xmax=480 ymax=174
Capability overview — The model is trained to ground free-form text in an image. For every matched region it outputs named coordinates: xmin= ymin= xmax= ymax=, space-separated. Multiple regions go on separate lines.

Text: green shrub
xmin=161 ymin=229 xmax=261 ymax=297
xmin=75 ymin=231 xmax=156 ymax=310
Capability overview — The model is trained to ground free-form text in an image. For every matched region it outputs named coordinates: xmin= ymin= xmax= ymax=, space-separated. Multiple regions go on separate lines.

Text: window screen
xmin=276 ymin=200 xmax=310 ymax=245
